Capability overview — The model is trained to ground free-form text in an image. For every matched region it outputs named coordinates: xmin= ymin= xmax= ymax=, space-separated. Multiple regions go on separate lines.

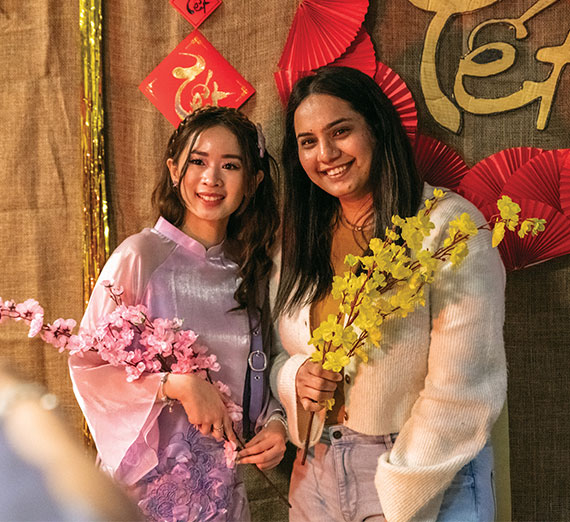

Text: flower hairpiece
xmin=256 ymin=123 xmax=266 ymax=159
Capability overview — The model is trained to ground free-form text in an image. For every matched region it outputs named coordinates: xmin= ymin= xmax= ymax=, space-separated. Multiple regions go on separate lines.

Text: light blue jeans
xmin=289 ymin=425 xmax=495 ymax=522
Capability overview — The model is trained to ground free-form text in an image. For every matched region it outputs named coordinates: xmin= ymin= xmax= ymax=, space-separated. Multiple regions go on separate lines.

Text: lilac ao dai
xmin=70 ymin=217 xmax=263 ymax=521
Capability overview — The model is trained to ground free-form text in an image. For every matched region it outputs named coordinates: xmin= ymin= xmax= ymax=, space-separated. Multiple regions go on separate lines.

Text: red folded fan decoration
xmin=501 ymin=149 xmax=567 ymax=213
xmin=331 ymin=27 xmax=377 ymax=78
xmin=457 ymin=147 xmax=544 ymax=206
xmin=480 ymin=199 xmax=570 ymax=272
xmin=274 ymin=26 xmax=377 ymax=106
xmin=413 ymin=135 xmax=469 ymax=191
xmin=458 ymin=147 xmax=570 ymax=271
xmin=170 ymin=0 xmax=222 ymax=28
xmin=274 ymin=69 xmax=306 ymax=107
xmin=374 ymin=62 xmax=418 ymax=145
xmin=559 ymin=149 xmax=570 ymax=218
xmin=277 ymin=0 xmax=369 ymax=71
xmin=139 ymin=30 xmax=255 ymax=127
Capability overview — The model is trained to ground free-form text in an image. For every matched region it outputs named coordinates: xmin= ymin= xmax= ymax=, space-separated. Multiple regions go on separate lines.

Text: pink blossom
xmin=66 ymin=333 xmax=94 ymax=355
xmin=28 ymin=315 xmax=44 ymax=338
xmin=125 ymin=362 xmax=145 ymax=382
xmin=2 ymin=284 xmax=233 ymax=401
xmin=0 ymin=300 xmax=16 ymax=323
xmin=224 ymin=440 xmax=238 ymax=468
xmin=119 ymin=304 xmax=147 ymax=324
xmin=174 ymin=329 xmax=198 ymax=349
xmin=15 ymin=299 xmax=44 ymax=323
xmin=214 ymin=381 xmax=231 ymax=398
xmin=41 ymin=320 xmax=74 ymax=351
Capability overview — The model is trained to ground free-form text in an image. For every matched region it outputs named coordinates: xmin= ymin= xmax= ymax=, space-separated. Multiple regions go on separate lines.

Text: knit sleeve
xmin=375 ymin=195 xmax=507 ymax=521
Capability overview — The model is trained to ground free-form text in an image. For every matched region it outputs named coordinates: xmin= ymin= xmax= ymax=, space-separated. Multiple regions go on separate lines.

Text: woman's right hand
xmin=295 ymin=360 xmax=343 ymax=412
xmin=163 ymin=373 xmax=236 ymax=443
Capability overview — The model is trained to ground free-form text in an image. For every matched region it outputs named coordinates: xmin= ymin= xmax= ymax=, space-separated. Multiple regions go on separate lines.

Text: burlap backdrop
xmin=1 ymin=1 xmax=568 ymax=520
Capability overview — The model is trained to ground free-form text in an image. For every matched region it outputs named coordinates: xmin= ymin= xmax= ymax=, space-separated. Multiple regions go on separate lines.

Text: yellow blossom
xmin=331 ymin=274 xmax=349 ymax=300
xmin=497 ymin=196 xmax=521 ymax=221
xmin=385 ymin=229 xmax=399 ymax=242
xmin=518 ymin=218 xmax=546 ymax=238
xmin=344 ymin=254 xmax=358 ymax=267
xmin=366 ymin=326 xmax=383 ymax=347
xmin=390 ymin=261 xmax=413 ymax=280
xmin=323 ymin=348 xmax=350 ymax=372
xmin=389 ymin=284 xmax=421 ymax=317
xmin=449 ymin=241 xmax=469 ymax=267
xmin=449 ymin=213 xmax=479 ymax=237
xmin=354 ymin=347 xmax=369 ymax=362
xmin=433 ymin=188 xmax=445 ymax=199
xmin=492 ymin=221 xmax=506 ymax=247
xmin=369 ymin=237 xmax=384 ymax=253
xmin=416 ymin=249 xmax=439 ymax=282
xmin=310 ymin=349 xmax=323 ymax=364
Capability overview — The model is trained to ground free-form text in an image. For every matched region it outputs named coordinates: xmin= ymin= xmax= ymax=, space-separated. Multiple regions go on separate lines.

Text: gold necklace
xmin=340 ymin=213 xmax=374 ymax=232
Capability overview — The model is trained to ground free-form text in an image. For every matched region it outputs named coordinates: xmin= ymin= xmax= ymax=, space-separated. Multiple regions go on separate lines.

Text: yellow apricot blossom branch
xmin=300 ymin=189 xmax=545 ymax=464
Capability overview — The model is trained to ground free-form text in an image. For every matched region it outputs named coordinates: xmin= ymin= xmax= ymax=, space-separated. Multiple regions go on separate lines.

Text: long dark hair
xmin=274 ymin=66 xmax=422 ymax=316
xmin=152 ymin=106 xmax=279 ymax=310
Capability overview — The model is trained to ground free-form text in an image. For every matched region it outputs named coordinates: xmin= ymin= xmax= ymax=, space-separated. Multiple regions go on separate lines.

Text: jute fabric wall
xmin=0 ymin=3 xmax=85 ymax=432
xmin=1 ymin=1 xmax=569 ymax=520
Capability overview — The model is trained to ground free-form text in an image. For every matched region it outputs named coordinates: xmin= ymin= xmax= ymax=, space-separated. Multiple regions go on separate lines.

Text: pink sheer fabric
xmin=69 ymin=217 xmax=273 ymax=491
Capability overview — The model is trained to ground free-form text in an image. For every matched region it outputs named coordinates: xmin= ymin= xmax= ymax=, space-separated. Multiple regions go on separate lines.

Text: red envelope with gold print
xmin=139 ymin=30 xmax=255 ymax=127
xmin=170 ymin=0 xmax=222 ymax=28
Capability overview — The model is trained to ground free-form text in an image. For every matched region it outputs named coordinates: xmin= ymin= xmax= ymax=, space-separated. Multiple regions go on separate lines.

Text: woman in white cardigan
xmin=270 ymin=66 xmax=506 ymax=522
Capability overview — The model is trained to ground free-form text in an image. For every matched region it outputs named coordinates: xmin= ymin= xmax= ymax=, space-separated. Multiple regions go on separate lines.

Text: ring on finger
xmin=213 ymin=425 xmax=224 ymax=432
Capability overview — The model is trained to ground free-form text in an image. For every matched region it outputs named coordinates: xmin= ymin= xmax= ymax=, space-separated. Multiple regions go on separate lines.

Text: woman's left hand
xmin=237 ymin=420 xmax=287 ymax=470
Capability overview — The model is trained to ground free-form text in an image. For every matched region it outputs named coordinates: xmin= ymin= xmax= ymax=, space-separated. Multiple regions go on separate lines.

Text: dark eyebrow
xmin=190 ymin=150 xmax=243 ymax=161
xmin=296 ymin=117 xmax=353 ymax=139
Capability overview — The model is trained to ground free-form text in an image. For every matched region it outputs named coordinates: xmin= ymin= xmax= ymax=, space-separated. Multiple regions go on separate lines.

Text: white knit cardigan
xmin=269 ymin=185 xmax=507 ymax=521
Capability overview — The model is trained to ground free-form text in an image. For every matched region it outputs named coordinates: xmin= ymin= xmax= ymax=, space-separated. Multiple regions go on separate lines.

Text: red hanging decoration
xmin=277 ymin=0 xmax=369 ymax=71
xmin=331 ymin=27 xmax=377 ymax=78
xmin=169 ymin=0 xmax=223 ymax=28
xmin=480 ymin=199 xmax=570 ymax=271
xmin=501 ymin=149 xmax=567 ymax=213
xmin=139 ymin=30 xmax=255 ymax=127
xmin=413 ymin=135 xmax=469 ymax=190
xmin=374 ymin=62 xmax=418 ymax=145
xmin=458 ymin=147 xmax=544 ymax=205
xmin=556 ymin=149 xmax=570 ymax=219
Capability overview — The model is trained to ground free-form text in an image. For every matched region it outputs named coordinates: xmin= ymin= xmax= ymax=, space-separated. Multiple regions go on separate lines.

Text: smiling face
xmin=294 ymin=93 xmax=376 ymax=210
xmin=167 ymin=125 xmax=255 ymax=247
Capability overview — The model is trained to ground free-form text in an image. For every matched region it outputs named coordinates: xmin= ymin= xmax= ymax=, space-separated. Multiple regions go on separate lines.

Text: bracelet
xmin=160 ymin=373 xmax=175 ymax=412
xmin=264 ymin=413 xmax=288 ymax=434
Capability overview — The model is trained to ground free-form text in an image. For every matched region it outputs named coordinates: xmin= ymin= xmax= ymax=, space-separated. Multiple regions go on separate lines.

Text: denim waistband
xmin=319 ymin=424 xmax=398 ymax=446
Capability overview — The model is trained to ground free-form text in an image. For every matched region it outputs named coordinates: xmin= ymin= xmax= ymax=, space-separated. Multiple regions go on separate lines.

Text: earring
xmin=172 ymin=180 xmax=179 ymax=188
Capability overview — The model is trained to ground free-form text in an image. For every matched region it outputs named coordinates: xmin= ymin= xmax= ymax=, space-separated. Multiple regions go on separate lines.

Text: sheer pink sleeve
xmin=69 ymin=236 xmax=165 ymax=485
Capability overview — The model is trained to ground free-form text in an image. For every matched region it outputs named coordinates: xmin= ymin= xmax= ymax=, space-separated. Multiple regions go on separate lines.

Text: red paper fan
xmin=274 ymin=27 xmax=376 ymax=107
xmin=457 ymin=147 xmax=544 ymax=205
xmin=331 ymin=27 xmax=377 ymax=78
xmin=501 ymin=149 xmax=566 ymax=213
xmin=274 ymin=69 xmax=309 ymax=107
xmin=278 ymin=0 xmax=369 ymax=71
xmin=413 ymin=134 xmax=469 ymax=190
xmin=557 ymin=149 xmax=570 ymax=218
xmin=374 ymin=62 xmax=418 ymax=145
xmin=480 ymin=199 xmax=570 ymax=271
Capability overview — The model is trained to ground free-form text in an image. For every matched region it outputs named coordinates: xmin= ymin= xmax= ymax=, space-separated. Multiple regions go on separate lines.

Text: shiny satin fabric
xmin=69 ymin=217 xmax=253 ymax=485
